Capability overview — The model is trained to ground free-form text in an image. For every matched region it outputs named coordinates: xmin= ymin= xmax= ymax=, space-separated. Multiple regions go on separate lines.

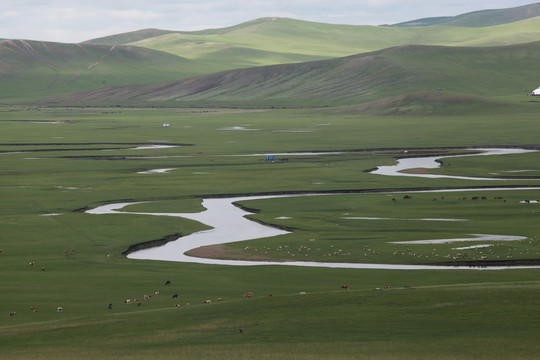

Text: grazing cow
xmin=63 ymin=250 xmax=70 ymax=255
xmin=205 ymin=300 xmax=211 ymax=304
xmin=0 ymin=249 xmax=4 ymax=253
xmin=108 ymin=303 xmax=113 ymax=310
xmin=243 ymin=292 xmax=253 ymax=298
xmin=403 ymin=195 xmax=412 ymax=200
xmin=472 ymin=196 xmax=480 ymax=200
xmin=29 ymin=261 xmax=35 ymax=267
xmin=186 ymin=303 xmax=190 ymax=307
xmin=124 ymin=299 xmax=131 ymax=304
xmin=137 ymin=302 xmax=141 ymax=307
xmin=143 ymin=294 xmax=151 ymax=300
xmin=341 ymin=285 xmax=349 ymax=289
xmin=481 ymin=196 xmax=487 ymax=200
xmin=239 ymin=328 xmax=243 ymax=333
xmin=154 ymin=291 xmax=160 ymax=295
xmin=165 ymin=280 xmax=171 ymax=286
xmin=9 ymin=311 xmax=16 ymax=317
xmin=57 ymin=307 xmax=63 ymax=312
xmin=175 ymin=304 xmax=180 ymax=307
xmin=299 ymin=291 xmax=306 ymax=295
xmin=172 ymin=294 xmax=178 ymax=299
xmin=217 ymin=298 xmax=223 ymax=301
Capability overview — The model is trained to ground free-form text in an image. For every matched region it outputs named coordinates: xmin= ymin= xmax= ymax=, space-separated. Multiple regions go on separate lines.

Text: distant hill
xmin=0 ymin=39 xmax=209 ymax=102
xmin=4 ymin=3 xmax=540 ymax=113
xmin=84 ymin=14 xmax=540 ymax=74
xmin=82 ymin=28 xmax=174 ymax=46
xmin=390 ymin=2 xmax=540 ymax=27
xmin=42 ymin=41 xmax=540 ymax=114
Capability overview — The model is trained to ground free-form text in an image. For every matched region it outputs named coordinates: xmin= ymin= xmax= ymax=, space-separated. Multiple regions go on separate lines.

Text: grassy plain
xmin=1 ymin=106 xmax=540 ymax=359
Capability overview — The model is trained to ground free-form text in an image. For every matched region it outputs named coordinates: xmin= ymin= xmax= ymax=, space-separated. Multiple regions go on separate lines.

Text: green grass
xmin=1 ymin=106 xmax=540 ymax=359
xmin=0 ymin=41 xmax=209 ymax=102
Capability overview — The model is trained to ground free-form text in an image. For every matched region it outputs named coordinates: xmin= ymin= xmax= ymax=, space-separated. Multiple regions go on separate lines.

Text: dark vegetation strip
xmin=0 ymin=142 xmax=193 ymax=146
xmin=429 ymin=259 xmax=540 ymax=267
xmin=1 ymin=145 xmax=536 ymax=154
xmin=122 ymin=233 xmax=182 ymax=255
xmin=2 ymin=148 xmax=154 ymax=154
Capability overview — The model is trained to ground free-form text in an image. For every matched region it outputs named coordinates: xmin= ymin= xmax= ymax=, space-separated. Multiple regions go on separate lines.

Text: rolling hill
xmin=391 ymin=2 xmax=540 ymax=27
xmin=0 ymin=39 xmax=209 ymax=102
xmin=43 ymin=41 xmax=540 ymax=114
xmin=83 ymin=5 xmax=540 ymax=73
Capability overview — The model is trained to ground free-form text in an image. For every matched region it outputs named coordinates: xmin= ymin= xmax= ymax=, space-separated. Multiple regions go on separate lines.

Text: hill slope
xmin=83 ymin=14 xmax=540 ymax=73
xmin=43 ymin=41 xmax=540 ymax=113
xmin=0 ymin=40 xmax=209 ymax=102
xmin=391 ymin=2 xmax=540 ymax=27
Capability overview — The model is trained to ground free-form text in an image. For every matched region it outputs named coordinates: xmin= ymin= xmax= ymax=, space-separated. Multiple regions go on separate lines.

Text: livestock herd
xmin=8 ymin=281 xmax=354 ymax=318
xmin=395 ymin=195 xmax=507 ymax=201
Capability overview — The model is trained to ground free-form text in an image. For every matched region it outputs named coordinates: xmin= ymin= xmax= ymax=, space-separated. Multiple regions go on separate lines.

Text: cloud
xmin=105 ymin=9 xmax=162 ymax=20
xmin=0 ymin=10 xmax=20 ymax=18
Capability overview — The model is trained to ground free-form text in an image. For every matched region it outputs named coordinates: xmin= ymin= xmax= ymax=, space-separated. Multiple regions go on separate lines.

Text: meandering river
xmin=87 ymin=148 xmax=540 ymax=270
xmin=371 ymin=148 xmax=538 ymax=180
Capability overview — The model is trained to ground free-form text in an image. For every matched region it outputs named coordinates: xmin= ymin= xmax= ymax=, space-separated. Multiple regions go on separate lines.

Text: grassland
xmin=2 ymin=4 xmax=540 ymax=358
xmin=0 ymin=40 xmax=210 ymax=102
xmin=1 ymin=105 xmax=540 ymax=359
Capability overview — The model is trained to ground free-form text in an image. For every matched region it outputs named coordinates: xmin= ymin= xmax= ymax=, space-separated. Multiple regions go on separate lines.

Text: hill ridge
xmin=390 ymin=2 xmax=540 ymax=27
xmin=84 ymin=3 xmax=540 ymax=46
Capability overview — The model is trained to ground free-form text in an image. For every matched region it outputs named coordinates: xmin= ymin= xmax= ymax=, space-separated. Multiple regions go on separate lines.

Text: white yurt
xmin=531 ymin=87 xmax=540 ymax=96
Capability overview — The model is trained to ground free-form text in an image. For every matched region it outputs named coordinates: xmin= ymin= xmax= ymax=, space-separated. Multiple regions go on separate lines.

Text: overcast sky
xmin=0 ymin=0 xmax=536 ymax=43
